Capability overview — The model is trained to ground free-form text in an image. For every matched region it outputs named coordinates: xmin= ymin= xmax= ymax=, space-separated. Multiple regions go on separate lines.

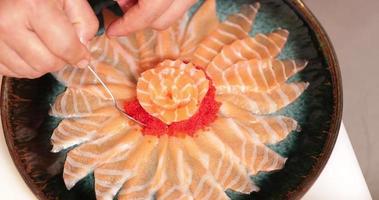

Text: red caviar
xmin=123 ymin=69 xmax=220 ymax=137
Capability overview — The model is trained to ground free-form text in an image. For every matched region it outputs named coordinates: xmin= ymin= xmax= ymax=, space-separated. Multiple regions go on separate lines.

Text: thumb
xmin=63 ymin=0 xmax=99 ymax=44
xmin=107 ymin=0 xmax=174 ymax=36
xmin=116 ymin=0 xmax=138 ymax=12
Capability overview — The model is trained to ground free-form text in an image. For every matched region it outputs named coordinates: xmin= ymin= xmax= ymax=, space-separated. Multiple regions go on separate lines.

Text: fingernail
xmin=79 ymin=36 xmax=86 ymax=45
xmin=77 ymin=59 xmax=89 ymax=68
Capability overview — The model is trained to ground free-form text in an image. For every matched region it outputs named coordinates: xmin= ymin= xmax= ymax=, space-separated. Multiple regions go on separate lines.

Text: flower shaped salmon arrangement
xmin=50 ymin=1 xmax=309 ymax=199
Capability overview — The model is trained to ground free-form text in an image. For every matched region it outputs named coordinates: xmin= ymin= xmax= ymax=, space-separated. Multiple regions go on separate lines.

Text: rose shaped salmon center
xmin=136 ymin=62 xmax=209 ymax=124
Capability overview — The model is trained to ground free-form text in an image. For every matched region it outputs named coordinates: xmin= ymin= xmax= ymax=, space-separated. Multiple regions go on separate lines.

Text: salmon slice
xmin=50 ymin=84 xmax=135 ymax=118
xmin=95 ymin=136 xmax=159 ymax=200
xmin=238 ymin=116 xmax=298 ymax=144
xmin=63 ymin=128 xmax=142 ymax=189
xmin=154 ymin=138 xmax=195 ymax=200
xmin=174 ymin=139 xmax=229 ymax=200
xmin=217 ymin=82 xmax=309 ymax=114
xmin=136 ymin=29 xmax=159 ymax=71
xmin=180 ymin=0 xmax=219 ymax=59
xmin=50 ymin=87 xmax=111 ymax=118
xmin=88 ymin=35 xmax=108 ymax=63
xmin=212 ymin=59 xmax=307 ymax=94
xmin=156 ymin=27 xmax=180 ymax=61
xmin=206 ymin=29 xmax=289 ymax=77
xmin=51 ymin=111 xmax=124 ymax=152
xmin=218 ymin=101 xmax=259 ymax=122
xmin=210 ymin=118 xmax=286 ymax=174
xmin=117 ymin=136 xmax=168 ymax=200
xmin=219 ymin=102 xmax=298 ymax=144
xmin=93 ymin=136 xmax=159 ymax=200
xmin=173 ymin=14 xmax=190 ymax=49
xmin=137 ymin=61 xmax=209 ymax=124
xmin=53 ymin=63 xmax=135 ymax=88
xmin=82 ymin=84 xmax=135 ymax=101
xmin=107 ymin=36 xmax=140 ymax=81
xmin=52 ymin=115 xmax=135 ymax=153
xmin=191 ymin=3 xmax=260 ymax=67
xmin=192 ymin=132 xmax=259 ymax=194
xmin=89 ymin=35 xmax=140 ymax=82
xmin=156 ymin=60 xmax=210 ymax=100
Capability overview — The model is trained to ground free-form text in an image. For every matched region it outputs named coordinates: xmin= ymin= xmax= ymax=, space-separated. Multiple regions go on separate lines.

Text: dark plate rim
xmin=283 ymin=0 xmax=343 ymax=199
xmin=1 ymin=0 xmax=343 ymax=199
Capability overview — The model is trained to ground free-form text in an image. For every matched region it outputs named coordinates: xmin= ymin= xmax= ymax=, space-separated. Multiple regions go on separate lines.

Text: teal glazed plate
xmin=1 ymin=0 xmax=342 ymax=199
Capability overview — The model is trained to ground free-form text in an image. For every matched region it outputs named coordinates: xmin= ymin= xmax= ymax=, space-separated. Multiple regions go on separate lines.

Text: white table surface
xmin=303 ymin=124 xmax=372 ymax=200
xmin=0 ymin=113 xmax=372 ymax=200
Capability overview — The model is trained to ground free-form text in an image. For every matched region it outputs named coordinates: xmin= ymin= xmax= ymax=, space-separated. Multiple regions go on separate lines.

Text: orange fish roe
xmin=124 ymin=69 xmax=220 ymax=137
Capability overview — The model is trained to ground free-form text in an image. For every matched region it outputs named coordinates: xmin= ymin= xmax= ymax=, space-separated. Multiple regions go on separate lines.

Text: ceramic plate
xmin=1 ymin=0 xmax=342 ymax=199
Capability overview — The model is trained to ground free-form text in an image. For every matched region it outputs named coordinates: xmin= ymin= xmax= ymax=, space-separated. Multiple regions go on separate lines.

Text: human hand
xmin=0 ymin=0 xmax=99 ymax=78
xmin=107 ymin=0 xmax=197 ymax=36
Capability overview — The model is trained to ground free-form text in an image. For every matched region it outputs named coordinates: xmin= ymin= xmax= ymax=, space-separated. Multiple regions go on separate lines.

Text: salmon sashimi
xmin=53 ymin=62 xmax=135 ymax=88
xmin=213 ymin=59 xmax=307 ymax=94
xmin=89 ymin=35 xmax=140 ymax=82
xmin=49 ymin=1 xmax=310 ymax=200
xmin=188 ymin=133 xmax=259 ymax=194
xmin=95 ymin=135 xmax=159 ymax=200
xmin=178 ymin=140 xmax=231 ymax=200
xmin=191 ymin=3 xmax=260 ymax=67
xmin=52 ymin=115 xmax=135 ymax=154
xmin=50 ymin=87 xmax=111 ymax=118
xmin=172 ymin=14 xmax=190 ymax=46
xmin=136 ymin=60 xmax=209 ymax=124
xmin=180 ymin=0 xmax=219 ymax=59
xmin=153 ymin=138 xmax=197 ymax=200
xmin=63 ymin=128 xmax=142 ymax=189
xmin=163 ymin=138 xmax=229 ymax=200
xmin=217 ymin=82 xmax=309 ymax=114
xmin=210 ymin=118 xmax=287 ymax=174
xmin=51 ymin=110 xmax=134 ymax=152
xmin=136 ymin=29 xmax=160 ymax=71
xmin=156 ymin=27 xmax=180 ymax=61
xmin=219 ymin=102 xmax=298 ymax=144
xmin=206 ymin=28 xmax=289 ymax=77
xmin=117 ymin=136 xmax=168 ymax=200
xmin=63 ymin=126 xmax=284 ymax=200
xmin=50 ymin=84 xmax=135 ymax=118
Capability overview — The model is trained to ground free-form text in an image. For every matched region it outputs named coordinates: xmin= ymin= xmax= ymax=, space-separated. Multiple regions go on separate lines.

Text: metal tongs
xmin=86 ymin=64 xmax=144 ymax=126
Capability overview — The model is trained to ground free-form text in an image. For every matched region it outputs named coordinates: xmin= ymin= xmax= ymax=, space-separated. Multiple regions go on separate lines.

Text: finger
xmin=0 ymin=41 xmax=42 ymax=78
xmin=151 ymin=0 xmax=197 ymax=30
xmin=107 ymin=0 xmax=175 ymax=36
xmin=4 ymin=30 xmax=66 ymax=74
xmin=0 ymin=62 xmax=20 ymax=78
xmin=28 ymin=1 xmax=89 ymax=66
xmin=117 ymin=0 xmax=138 ymax=12
xmin=63 ymin=0 xmax=99 ymax=44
